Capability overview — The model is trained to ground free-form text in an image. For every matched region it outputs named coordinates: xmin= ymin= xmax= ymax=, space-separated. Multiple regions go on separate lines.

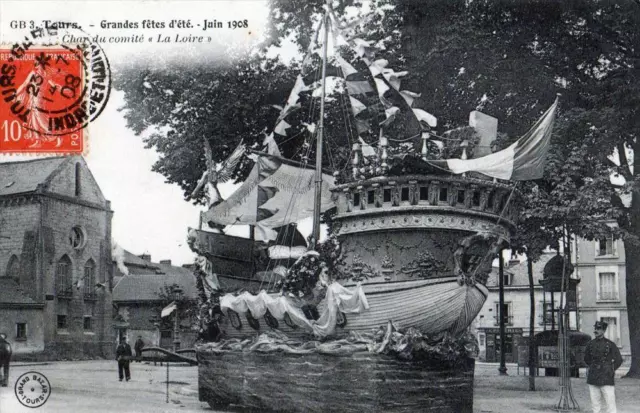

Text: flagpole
xmin=311 ymin=6 xmax=330 ymax=250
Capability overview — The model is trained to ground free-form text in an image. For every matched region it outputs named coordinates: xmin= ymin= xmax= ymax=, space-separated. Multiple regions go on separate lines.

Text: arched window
xmin=83 ymin=259 xmax=96 ymax=299
xmin=5 ymin=255 xmax=20 ymax=281
xmin=56 ymin=255 xmax=72 ymax=298
xmin=75 ymin=162 xmax=82 ymax=196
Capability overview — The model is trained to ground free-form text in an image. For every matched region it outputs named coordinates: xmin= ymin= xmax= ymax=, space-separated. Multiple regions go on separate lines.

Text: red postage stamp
xmin=0 ymin=46 xmax=87 ymax=153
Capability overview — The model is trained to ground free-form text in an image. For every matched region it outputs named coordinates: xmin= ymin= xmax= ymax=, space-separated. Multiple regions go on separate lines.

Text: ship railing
xmin=335 ymin=175 xmax=518 ymax=222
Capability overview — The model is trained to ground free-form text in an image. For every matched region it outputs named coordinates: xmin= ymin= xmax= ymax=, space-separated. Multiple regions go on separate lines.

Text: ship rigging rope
xmin=335 ymin=66 xmax=358 ymax=175
xmin=258 ymin=59 xmax=322 ymax=291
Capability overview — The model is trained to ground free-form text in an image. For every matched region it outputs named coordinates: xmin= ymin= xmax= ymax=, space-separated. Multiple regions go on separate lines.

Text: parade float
xmin=188 ymin=4 xmax=558 ymax=411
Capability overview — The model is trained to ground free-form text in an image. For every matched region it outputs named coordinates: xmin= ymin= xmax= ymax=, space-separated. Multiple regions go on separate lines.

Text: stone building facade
xmin=573 ymin=235 xmax=630 ymax=356
xmin=473 ymin=252 xmax=557 ymax=362
xmin=112 ymin=252 xmax=199 ymax=350
xmin=0 ymin=156 xmax=114 ymax=359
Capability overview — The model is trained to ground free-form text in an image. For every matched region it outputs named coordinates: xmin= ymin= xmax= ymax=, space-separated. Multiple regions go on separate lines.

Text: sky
xmin=0 ymin=0 xmax=295 ymax=265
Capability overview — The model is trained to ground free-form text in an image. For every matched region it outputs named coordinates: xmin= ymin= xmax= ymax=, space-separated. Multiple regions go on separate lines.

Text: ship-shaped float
xmin=188 ymin=3 xmax=557 ymax=411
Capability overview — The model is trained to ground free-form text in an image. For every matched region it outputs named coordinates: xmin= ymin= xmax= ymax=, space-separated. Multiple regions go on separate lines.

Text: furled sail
xmin=202 ymin=153 xmax=336 ymax=229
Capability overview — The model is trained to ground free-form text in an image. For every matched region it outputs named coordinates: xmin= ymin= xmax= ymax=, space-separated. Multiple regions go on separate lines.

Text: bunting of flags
xmin=271 ymin=13 xmax=437 ymax=146
xmin=329 ymin=18 xmax=438 ymax=135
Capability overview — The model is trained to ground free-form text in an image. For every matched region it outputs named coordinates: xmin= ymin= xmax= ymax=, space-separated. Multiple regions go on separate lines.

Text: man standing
xmin=0 ymin=333 xmax=11 ymax=387
xmin=116 ymin=337 xmax=133 ymax=382
xmin=134 ymin=336 xmax=144 ymax=362
xmin=584 ymin=321 xmax=623 ymax=413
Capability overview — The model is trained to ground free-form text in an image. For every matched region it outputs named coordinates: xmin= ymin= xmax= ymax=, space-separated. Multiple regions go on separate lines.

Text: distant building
xmin=573 ymin=235 xmax=630 ymax=356
xmin=0 ymin=157 xmax=114 ymax=359
xmin=112 ymin=253 xmax=199 ymax=350
xmin=473 ymin=252 xmax=560 ymax=362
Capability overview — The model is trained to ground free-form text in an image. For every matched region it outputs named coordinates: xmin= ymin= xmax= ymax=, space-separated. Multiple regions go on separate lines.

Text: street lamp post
xmin=498 ymin=249 xmax=508 ymax=375
xmin=172 ymin=286 xmax=183 ymax=352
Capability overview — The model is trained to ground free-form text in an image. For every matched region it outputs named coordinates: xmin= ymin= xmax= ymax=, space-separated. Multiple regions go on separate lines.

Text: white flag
xmin=161 ymin=301 xmax=177 ymax=318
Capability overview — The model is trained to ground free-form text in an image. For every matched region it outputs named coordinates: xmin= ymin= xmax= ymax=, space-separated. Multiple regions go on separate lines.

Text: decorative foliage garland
xmin=200 ymin=323 xmax=479 ymax=366
xmin=373 ymin=324 xmax=479 ymax=365
xmin=277 ymin=235 xmax=345 ymax=298
xmin=277 ymin=251 xmax=327 ymax=298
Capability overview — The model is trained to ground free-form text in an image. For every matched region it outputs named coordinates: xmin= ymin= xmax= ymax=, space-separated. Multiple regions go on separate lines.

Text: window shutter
xmin=595 ymin=240 xmax=600 ymax=256
xmin=613 ymin=239 xmax=618 ymax=256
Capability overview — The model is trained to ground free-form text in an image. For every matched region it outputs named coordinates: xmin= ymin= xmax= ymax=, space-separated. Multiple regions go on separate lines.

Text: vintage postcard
xmin=0 ymin=1 xmax=639 ymax=412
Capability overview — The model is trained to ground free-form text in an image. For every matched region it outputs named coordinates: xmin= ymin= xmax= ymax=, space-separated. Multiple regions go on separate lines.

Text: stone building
xmin=573 ymin=235 xmax=630 ymax=357
xmin=0 ymin=156 xmax=114 ymax=359
xmin=473 ymin=252 xmax=557 ymax=362
xmin=112 ymin=252 xmax=199 ymax=350
xmin=474 ymin=236 xmax=631 ymax=363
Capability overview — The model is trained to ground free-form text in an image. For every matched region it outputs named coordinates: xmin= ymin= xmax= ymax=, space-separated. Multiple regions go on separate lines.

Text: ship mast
xmin=311 ymin=7 xmax=330 ymax=250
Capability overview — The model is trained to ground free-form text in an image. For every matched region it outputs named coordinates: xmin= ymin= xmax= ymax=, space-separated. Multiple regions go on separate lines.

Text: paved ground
xmin=474 ymin=362 xmax=639 ymax=413
xmin=1 ymin=360 xmax=639 ymax=412
xmin=0 ymin=360 xmax=210 ymax=413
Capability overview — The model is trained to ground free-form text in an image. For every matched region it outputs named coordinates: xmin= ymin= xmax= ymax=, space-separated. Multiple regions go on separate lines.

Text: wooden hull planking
xmin=217 ymin=276 xmax=488 ymax=339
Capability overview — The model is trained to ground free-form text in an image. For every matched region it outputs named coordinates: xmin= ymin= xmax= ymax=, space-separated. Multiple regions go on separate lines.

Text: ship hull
xmin=217 ymin=276 xmax=488 ymax=339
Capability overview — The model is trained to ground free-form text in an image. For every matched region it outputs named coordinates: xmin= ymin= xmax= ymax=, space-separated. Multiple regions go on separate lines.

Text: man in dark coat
xmin=115 ymin=337 xmax=133 ymax=382
xmin=584 ymin=321 xmax=623 ymax=413
xmin=134 ymin=336 xmax=144 ymax=362
xmin=0 ymin=333 xmax=11 ymax=387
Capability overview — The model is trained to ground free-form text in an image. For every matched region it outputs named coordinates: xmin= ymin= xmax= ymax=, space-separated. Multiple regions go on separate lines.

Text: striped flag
xmin=428 ymin=98 xmax=559 ymax=180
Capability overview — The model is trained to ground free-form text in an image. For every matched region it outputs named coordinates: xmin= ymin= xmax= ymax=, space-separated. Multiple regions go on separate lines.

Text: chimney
xmin=159 ymin=259 xmax=172 ymax=265
xmin=139 ymin=254 xmax=151 ymax=262
xmin=469 ymin=111 xmax=498 ymax=158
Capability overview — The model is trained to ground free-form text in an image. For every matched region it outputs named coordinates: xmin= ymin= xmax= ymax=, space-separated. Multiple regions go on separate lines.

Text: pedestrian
xmin=584 ymin=321 xmax=623 ymax=413
xmin=0 ymin=333 xmax=11 ymax=387
xmin=116 ymin=337 xmax=133 ymax=382
xmin=134 ymin=336 xmax=144 ymax=362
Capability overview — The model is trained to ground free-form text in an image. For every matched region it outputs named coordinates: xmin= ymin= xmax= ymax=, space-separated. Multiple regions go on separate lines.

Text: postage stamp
xmin=0 ymin=46 xmax=86 ymax=153
xmin=0 ymin=27 xmax=111 ymax=154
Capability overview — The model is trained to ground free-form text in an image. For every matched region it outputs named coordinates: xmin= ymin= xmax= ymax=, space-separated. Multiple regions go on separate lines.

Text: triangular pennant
xmin=349 ymin=96 xmax=367 ymax=116
xmin=286 ymin=75 xmax=307 ymax=108
xmin=399 ymin=90 xmax=421 ymax=107
xmin=374 ymin=78 xmax=390 ymax=99
xmin=334 ymin=54 xmax=358 ymax=77
xmin=369 ymin=59 xmax=389 ymax=77
xmin=262 ymin=133 xmax=281 ymax=157
xmin=380 ymin=106 xmax=401 ymax=127
xmin=382 ymin=69 xmax=408 ymax=91
xmin=346 ymin=80 xmax=374 ymax=95
xmin=355 ymin=118 xmax=371 ymax=134
xmin=359 ymin=137 xmax=377 ymax=157
xmin=413 ymin=108 xmax=438 ymax=127
xmin=274 ymin=119 xmax=291 ymax=136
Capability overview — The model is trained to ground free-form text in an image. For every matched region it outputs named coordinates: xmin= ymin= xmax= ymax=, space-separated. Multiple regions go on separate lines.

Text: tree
xmin=116 ymin=0 xmax=640 ymax=374
xmin=114 ymin=57 xmax=300 ymax=203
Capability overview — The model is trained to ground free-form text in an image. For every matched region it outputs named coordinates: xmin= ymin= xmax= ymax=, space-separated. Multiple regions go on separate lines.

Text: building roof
xmin=0 ymin=278 xmax=40 ymax=306
xmin=122 ymin=250 xmax=160 ymax=270
xmin=0 ymin=157 xmax=69 ymax=197
xmin=486 ymin=252 xmax=557 ymax=288
xmin=113 ymin=271 xmax=198 ymax=303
